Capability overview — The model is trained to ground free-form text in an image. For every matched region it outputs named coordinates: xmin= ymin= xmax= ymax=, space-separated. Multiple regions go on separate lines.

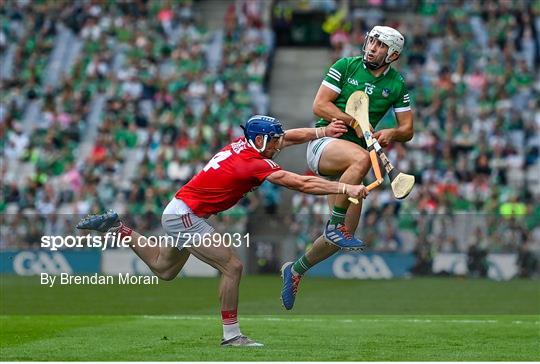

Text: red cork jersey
xmin=175 ymin=138 xmax=281 ymax=217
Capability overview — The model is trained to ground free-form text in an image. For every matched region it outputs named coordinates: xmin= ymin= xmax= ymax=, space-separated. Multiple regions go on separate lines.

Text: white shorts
xmin=306 ymin=137 xmax=337 ymax=176
xmin=161 ymin=198 xmax=215 ymax=250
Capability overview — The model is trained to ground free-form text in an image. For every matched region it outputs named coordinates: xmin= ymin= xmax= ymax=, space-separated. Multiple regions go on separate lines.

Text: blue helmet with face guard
xmin=241 ymin=115 xmax=285 ymax=153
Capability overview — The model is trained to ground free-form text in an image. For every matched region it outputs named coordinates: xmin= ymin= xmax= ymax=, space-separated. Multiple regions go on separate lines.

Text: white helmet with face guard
xmin=362 ymin=26 xmax=405 ymax=69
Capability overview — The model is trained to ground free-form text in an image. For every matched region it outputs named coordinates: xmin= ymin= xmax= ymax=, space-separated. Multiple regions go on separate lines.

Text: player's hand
xmin=347 ymin=184 xmax=369 ymax=199
xmin=337 ymin=117 xmax=362 ymax=138
xmin=337 ymin=117 xmax=375 ymax=138
xmin=372 ymin=129 xmax=395 ymax=147
xmin=326 ymin=119 xmax=348 ymax=138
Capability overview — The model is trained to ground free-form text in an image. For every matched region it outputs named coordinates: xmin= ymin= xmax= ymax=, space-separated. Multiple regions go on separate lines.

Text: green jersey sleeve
xmin=321 ymin=57 xmax=349 ymax=94
xmin=393 ymin=78 xmax=411 ymax=113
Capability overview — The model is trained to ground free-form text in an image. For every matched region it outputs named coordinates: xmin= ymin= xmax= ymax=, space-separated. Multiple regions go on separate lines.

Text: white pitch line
xmin=142 ymin=316 xmax=539 ymax=325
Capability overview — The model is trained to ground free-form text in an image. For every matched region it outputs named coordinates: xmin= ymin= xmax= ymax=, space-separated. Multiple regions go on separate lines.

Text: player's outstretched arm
xmin=280 ymin=120 xmax=348 ymax=149
xmin=265 ymin=170 xmax=368 ymax=199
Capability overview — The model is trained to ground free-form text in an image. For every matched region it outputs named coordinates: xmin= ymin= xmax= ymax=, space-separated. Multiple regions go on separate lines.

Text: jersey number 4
xmin=203 ymin=150 xmax=232 ymax=172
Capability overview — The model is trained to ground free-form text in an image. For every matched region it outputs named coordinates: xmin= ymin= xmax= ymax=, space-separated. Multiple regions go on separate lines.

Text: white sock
xmin=223 ymin=322 xmax=241 ymax=340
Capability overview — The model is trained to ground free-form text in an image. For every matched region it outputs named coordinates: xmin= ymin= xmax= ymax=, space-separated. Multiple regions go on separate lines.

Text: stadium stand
xmin=1 ymin=0 xmax=272 ymax=248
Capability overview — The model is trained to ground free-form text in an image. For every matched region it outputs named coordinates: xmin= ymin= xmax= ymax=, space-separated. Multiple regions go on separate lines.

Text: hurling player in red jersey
xmin=77 ymin=115 xmax=369 ymax=347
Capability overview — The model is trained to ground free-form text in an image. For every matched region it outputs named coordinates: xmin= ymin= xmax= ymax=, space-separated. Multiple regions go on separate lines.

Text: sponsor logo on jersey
xmin=231 ymin=139 xmax=247 ymax=154
xmin=347 ymin=78 xmax=359 ymax=86
xmin=382 ymin=88 xmax=390 ymax=98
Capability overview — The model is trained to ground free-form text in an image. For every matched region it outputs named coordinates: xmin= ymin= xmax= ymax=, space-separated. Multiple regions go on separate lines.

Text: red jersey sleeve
xmin=249 ymin=158 xmax=282 ymax=183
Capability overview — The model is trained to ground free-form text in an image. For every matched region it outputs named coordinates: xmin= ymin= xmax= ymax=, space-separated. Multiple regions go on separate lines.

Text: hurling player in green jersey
xmin=281 ymin=26 xmax=414 ymax=310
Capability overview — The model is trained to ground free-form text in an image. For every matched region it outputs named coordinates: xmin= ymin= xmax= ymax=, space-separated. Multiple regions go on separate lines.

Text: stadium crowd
xmin=1 ymin=0 xmax=272 ymax=247
xmin=1 ymin=1 xmax=539 ymax=276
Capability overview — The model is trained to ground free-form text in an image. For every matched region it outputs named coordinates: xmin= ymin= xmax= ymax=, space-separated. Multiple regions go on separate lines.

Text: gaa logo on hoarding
xmin=12 ymin=251 xmax=73 ymax=275
xmin=332 ymin=254 xmax=393 ymax=279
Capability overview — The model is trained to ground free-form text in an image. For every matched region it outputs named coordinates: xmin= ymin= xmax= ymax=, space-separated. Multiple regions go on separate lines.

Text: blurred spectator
xmin=517 ymin=240 xmax=538 ymax=278
xmin=411 ymin=238 xmax=433 ymax=276
xmin=467 ymin=245 xmax=488 ymax=278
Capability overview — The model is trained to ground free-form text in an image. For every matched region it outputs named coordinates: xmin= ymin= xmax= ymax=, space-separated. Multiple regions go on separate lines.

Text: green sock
xmin=292 ymin=255 xmax=313 ymax=276
xmin=329 ymin=206 xmax=347 ymax=225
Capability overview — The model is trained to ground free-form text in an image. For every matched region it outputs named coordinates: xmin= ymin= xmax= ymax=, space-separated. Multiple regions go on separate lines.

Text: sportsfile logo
xmin=40 ymin=233 xmax=133 ymax=251
xmin=40 ymin=232 xmax=251 ymax=251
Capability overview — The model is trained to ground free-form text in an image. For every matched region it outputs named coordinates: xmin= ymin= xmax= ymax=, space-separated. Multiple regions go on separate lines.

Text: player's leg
xmin=297 ymin=179 xmax=365 ymax=264
xmin=307 ymin=138 xmax=370 ymax=250
xmin=282 ymin=194 xmax=365 ymax=296
xmin=128 ymin=229 xmax=190 ymax=281
xmin=76 ymin=211 xmax=190 ymax=280
xmin=187 ymin=244 xmax=242 ymax=312
xmin=282 ymin=208 xmax=366 ymax=310
xmin=297 ymin=192 xmax=364 ymax=258
xmin=327 ymin=193 xmax=364 ymax=234
xmin=299 ymin=195 xmax=364 ymax=266
xmin=162 ymin=198 xmax=261 ymax=346
xmin=282 ymin=139 xmax=369 ymax=310
xmin=318 ymin=138 xmax=370 ymax=236
xmin=187 ymin=243 xmax=262 ymax=346
xmin=78 ymin=208 xmax=260 ymax=345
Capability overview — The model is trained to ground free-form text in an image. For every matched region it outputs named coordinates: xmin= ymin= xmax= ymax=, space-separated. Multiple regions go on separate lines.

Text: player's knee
xmin=225 ymin=257 xmax=243 ymax=279
xmin=154 ymin=269 xmax=177 ymax=281
xmin=348 ymin=151 xmax=370 ymax=174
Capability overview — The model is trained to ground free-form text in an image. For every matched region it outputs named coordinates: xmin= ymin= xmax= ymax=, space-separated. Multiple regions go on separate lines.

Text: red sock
xmin=118 ymin=222 xmax=133 ymax=239
xmin=221 ymin=309 xmax=238 ymax=325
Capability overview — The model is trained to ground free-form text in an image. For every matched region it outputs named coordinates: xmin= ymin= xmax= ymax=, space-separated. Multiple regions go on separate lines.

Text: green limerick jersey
xmin=316 ymin=56 xmax=411 ymax=146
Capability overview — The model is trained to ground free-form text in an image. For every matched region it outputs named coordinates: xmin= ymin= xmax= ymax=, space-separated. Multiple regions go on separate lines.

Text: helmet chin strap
xmin=364 ymin=52 xmax=390 ymax=70
xmin=364 ymin=60 xmax=386 ymax=70
xmin=248 ymin=135 xmax=268 ymax=153
xmin=249 ymin=135 xmax=283 ymax=159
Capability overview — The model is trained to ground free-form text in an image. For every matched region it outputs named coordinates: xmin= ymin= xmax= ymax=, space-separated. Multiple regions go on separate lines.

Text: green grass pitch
xmin=1 ymin=276 xmax=539 ymax=361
